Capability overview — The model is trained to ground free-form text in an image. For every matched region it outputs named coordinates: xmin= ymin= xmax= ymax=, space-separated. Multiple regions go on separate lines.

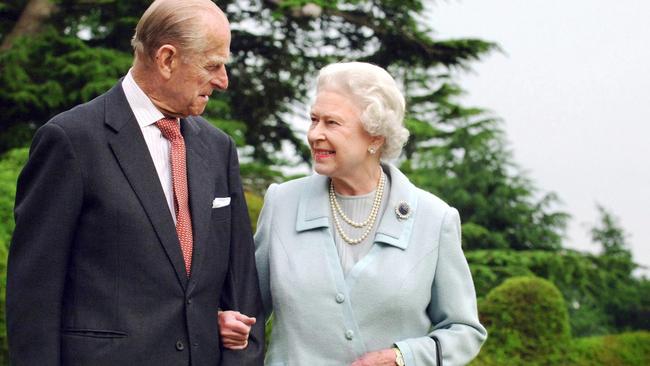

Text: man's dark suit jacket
xmin=6 ymin=82 xmax=265 ymax=365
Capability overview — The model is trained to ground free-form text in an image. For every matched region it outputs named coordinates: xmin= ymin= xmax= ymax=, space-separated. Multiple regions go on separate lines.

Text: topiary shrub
xmin=474 ymin=276 xmax=570 ymax=365
xmin=466 ymin=249 xmax=649 ymax=337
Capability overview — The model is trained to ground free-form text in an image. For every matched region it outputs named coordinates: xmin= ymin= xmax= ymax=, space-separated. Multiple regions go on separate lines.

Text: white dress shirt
xmin=122 ymin=69 xmax=177 ymax=223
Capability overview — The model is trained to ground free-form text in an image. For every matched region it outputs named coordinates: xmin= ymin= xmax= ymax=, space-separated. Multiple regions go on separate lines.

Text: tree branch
xmin=1 ymin=0 xmax=57 ymax=50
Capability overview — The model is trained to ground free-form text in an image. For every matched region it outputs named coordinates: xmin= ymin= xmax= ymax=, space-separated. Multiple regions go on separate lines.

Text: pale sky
xmin=429 ymin=0 xmax=650 ymax=272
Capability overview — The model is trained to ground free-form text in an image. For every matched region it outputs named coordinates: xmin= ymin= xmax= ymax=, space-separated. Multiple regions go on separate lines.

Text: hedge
xmin=472 ymin=276 xmax=650 ymax=366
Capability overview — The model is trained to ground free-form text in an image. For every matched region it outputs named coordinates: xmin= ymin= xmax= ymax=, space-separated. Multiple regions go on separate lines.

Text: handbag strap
xmin=432 ymin=335 xmax=443 ymax=366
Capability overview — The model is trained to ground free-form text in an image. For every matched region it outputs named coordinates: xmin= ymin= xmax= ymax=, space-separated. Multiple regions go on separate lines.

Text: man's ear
xmin=154 ymin=44 xmax=177 ymax=80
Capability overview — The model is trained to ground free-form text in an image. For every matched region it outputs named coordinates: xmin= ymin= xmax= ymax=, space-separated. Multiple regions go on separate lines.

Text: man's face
xmin=167 ymin=24 xmax=231 ymax=117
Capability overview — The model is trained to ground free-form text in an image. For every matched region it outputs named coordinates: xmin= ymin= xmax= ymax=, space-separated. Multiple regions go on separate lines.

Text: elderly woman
xmin=220 ymin=62 xmax=486 ymax=365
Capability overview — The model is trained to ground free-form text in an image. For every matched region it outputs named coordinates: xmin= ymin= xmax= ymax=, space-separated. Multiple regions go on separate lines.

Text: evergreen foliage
xmin=0 ymin=1 xmax=27 ymax=42
xmin=467 ymin=249 xmax=648 ymax=337
xmin=477 ymin=276 xmax=570 ymax=365
xmin=0 ymin=147 xmax=29 ymax=364
xmin=4 ymin=1 xmax=559 ymax=241
xmin=565 ymin=331 xmax=650 ymax=366
xmin=0 ymin=28 xmax=132 ymax=151
xmin=473 ymin=276 xmax=650 ymax=366
xmin=591 ymin=204 xmax=633 ymax=260
xmin=588 ymin=206 xmax=648 ymax=331
xmin=400 ymin=93 xmax=569 ymax=251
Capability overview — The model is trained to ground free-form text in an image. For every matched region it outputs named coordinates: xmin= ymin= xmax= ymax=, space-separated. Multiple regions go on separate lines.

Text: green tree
xmin=591 ymin=204 xmax=631 ymax=258
xmin=467 ymin=248 xmax=649 ymax=337
xmin=0 ymin=0 xmax=493 ymax=148
xmin=1 ymin=0 xmax=497 ymax=194
xmin=589 ymin=205 xmax=648 ymax=332
xmin=0 ymin=29 xmax=132 ymax=151
xmin=401 ymin=87 xmax=568 ymax=251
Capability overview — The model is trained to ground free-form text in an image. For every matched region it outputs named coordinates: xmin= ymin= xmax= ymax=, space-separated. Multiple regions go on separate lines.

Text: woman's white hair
xmin=316 ymin=62 xmax=409 ymax=160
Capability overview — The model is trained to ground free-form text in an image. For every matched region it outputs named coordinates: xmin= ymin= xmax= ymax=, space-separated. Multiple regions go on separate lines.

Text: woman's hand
xmin=217 ymin=310 xmax=257 ymax=350
xmin=351 ymin=348 xmax=397 ymax=366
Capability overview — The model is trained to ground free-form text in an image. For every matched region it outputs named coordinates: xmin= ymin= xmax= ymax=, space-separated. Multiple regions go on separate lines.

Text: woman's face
xmin=308 ymin=89 xmax=377 ymax=179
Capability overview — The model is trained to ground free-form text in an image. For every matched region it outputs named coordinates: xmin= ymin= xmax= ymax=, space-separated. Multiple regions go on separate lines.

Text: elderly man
xmin=6 ymin=0 xmax=264 ymax=365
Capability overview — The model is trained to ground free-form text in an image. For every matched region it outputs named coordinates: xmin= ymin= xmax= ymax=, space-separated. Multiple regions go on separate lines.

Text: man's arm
xmin=6 ymin=122 xmax=83 ymax=365
xmin=219 ymin=137 xmax=265 ymax=365
xmin=218 ymin=310 xmax=257 ymax=349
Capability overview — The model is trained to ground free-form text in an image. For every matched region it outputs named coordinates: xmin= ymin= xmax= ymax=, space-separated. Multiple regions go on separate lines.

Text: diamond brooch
xmin=395 ymin=201 xmax=411 ymax=220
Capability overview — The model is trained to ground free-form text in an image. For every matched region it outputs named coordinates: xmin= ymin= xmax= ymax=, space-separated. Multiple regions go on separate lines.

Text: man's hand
xmin=351 ymin=348 xmax=397 ymax=366
xmin=217 ymin=310 xmax=257 ymax=350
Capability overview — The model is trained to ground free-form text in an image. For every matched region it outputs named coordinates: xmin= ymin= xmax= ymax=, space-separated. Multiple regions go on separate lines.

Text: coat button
xmin=345 ymin=330 xmax=354 ymax=340
xmin=335 ymin=293 xmax=345 ymax=303
xmin=176 ymin=340 xmax=185 ymax=351
xmin=187 ymin=298 xmax=192 ymax=305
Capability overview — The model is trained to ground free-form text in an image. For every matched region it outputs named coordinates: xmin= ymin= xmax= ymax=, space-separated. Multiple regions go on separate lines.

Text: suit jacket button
xmin=176 ymin=340 xmax=185 ymax=351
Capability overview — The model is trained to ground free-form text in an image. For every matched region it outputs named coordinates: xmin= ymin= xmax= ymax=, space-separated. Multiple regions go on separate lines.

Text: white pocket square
xmin=212 ymin=197 xmax=231 ymax=208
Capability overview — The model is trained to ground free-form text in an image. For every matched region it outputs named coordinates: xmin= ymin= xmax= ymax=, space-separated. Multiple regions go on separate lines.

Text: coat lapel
xmin=295 ymin=174 xmax=331 ymax=232
xmin=295 ymin=164 xmax=417 ymax=250
xmin=373 ymin=164 xmax=418 ymax=250
xmin=181 ymin=117 xmax=213 ymax=285
xmin=104 ymin=83 xmax=188 ymax=289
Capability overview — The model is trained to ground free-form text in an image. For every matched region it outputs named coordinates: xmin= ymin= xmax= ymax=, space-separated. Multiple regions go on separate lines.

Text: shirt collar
xmin=122 ymin=68 xmax=172 ymax=128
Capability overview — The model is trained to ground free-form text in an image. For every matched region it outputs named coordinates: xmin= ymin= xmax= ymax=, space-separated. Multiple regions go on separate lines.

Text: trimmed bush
xmin=474 ymin=276 xmax=570 ymax=365
xmin=565 ymin=331 xmax=650 ymax=366
xmin=467 ymin=249 xmax=649 ymax=337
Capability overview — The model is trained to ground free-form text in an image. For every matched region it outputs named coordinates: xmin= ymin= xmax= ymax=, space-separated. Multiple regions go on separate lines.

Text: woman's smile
xmin=312 ymin=148 xmax=335 ymax=160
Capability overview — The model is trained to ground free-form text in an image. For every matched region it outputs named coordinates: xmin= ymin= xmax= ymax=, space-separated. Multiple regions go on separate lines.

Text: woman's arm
xmin=394 ymin=207 xmax=487 ymax=365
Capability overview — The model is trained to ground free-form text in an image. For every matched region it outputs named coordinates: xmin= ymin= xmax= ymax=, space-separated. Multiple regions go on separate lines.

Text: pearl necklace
xmin=329 ymin=171 xmax=385 ymax=245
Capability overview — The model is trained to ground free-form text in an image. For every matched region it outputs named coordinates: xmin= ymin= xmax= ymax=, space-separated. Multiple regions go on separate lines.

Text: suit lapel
xmin=181 ymin=117 xmax=213 ymax=285
xmin=104 ymin=83 xmax=188 ymax=289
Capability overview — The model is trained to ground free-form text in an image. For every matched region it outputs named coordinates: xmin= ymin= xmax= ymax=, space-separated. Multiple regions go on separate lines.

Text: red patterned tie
xmin=156 ymin=118 xmax=193 ymax=276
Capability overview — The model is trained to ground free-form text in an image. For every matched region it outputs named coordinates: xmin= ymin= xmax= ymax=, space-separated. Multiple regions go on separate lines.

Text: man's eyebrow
xmin=206 ymin=54 xmax=231 ymax=65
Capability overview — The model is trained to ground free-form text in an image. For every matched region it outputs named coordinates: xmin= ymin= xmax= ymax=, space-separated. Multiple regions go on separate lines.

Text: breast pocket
xmin=211 ymin=205 xmax=231 ymax=222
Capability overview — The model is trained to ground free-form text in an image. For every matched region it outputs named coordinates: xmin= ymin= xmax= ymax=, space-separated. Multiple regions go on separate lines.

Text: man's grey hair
xmin=131 ymin=0 xmax=223 ymax=63
xmin=316 ymin=62 xmax=410 ymax=160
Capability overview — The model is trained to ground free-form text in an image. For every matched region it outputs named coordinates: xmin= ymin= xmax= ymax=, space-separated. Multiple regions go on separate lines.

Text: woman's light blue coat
xmin=255 ymin=164 xmax=487 ymax=365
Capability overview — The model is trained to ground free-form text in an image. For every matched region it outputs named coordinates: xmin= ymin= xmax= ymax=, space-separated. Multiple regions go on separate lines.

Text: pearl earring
xmin=368 ymin=146 xmax=376 ymax=155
